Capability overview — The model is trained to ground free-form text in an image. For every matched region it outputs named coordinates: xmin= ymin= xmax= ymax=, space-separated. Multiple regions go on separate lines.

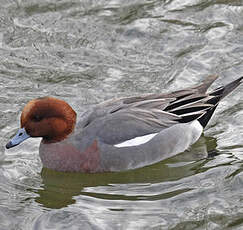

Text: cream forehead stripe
xmin=21 ymin=100 xmax=37 ymax=122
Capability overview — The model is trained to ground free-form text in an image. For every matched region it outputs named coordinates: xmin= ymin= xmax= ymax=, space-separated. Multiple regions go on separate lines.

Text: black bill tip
xmin=5 ymin=141 xmax=17 ymax=149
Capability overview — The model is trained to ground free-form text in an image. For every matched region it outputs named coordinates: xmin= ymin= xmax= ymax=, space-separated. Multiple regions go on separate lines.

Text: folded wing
xmin=78 ymin=75 xmax=242 ymax=145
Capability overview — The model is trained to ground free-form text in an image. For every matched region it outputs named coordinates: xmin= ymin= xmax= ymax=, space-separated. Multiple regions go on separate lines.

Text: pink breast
xmin=39 ymin=140 xmax=101 ymax=173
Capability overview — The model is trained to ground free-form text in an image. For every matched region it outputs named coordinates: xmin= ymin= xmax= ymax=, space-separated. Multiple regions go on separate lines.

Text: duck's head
xmin=6 ymin=97 xmax=76 ymax=149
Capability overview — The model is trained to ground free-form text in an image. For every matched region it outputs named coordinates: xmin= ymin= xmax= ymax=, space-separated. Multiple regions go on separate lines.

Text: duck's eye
xmin=33 ymin=115 xmax=42 ymax=122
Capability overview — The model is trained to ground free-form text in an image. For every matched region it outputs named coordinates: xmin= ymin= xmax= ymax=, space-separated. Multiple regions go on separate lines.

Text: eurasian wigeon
xmin=6 ymin=75 xmax=243 ymax=172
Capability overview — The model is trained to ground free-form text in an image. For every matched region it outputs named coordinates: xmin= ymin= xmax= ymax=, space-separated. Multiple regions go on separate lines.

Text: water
xmin=1 ymin=0 xmax=243 ymax=229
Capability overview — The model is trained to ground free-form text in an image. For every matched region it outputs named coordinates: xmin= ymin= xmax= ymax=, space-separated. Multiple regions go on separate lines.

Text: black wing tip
xmin=171 ymin=76 xmax=243 ymax=127
xmin=198 ymin=106 xmax=217 ymax=128
xmin=213 ymin=76 xmax=243 ymax=98
xmin=198 ymin=76 xmax=243 ymax=128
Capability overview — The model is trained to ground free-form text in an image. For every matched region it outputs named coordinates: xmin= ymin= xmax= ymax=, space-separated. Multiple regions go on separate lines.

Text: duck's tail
xmin=198 ymin=76 xmax=243 ymax=128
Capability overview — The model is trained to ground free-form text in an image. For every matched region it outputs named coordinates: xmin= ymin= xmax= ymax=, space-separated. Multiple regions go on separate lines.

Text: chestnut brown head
xmin=6 ymin=97 xmax=76 ymax=148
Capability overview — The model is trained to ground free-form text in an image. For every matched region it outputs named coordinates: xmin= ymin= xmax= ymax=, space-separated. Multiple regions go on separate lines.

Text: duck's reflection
xmin=35 ymin=135 xmax=217 ymax=209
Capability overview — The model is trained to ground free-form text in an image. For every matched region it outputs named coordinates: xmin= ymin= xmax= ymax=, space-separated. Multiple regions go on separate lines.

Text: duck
xmin=5 ymin=75 xmax=243 ymax=173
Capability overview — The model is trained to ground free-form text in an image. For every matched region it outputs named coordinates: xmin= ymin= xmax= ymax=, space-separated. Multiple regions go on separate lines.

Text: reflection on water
xmin=31 ymin=136 xmax=243 ymax=229
xmin=36 ymin=136 xmax=216 ymax=209
xmin=1 ymin=0 xmax=243 ymax=229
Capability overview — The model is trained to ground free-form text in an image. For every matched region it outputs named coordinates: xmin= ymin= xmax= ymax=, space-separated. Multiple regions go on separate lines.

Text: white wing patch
xmin=190 ymin=120 xmax=203 ymax=143
xmin=114 ymin=133 xmax=158 ymax=148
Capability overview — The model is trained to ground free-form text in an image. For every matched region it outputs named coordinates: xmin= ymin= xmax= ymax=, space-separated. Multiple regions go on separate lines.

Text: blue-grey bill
xmin=6 ymin=128 xmax=30 ymax=149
